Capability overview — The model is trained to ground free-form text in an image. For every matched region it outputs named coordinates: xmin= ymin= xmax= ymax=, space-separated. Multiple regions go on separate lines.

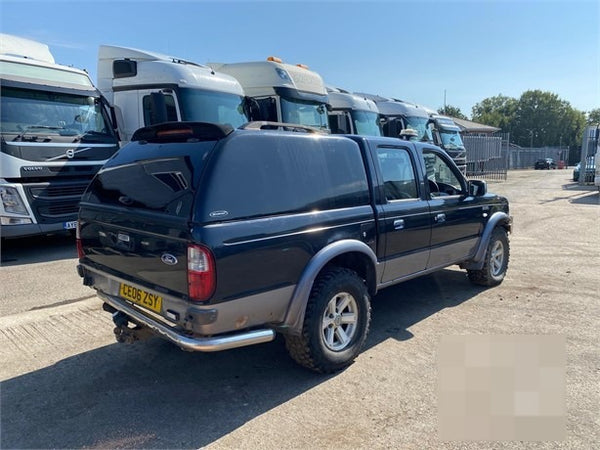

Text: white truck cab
xmin=426 ymin=113 xmax=467 ymax=174
xmin=327 ymin=87 xmax=381 ymax=136
xmin=209 ymin=57 xmax=330 ymax=130
xmin=1 ymin=34 xmax=119 ymax=238
xmin=97 ymin=45 xmax=249 ymax=143
xmin=357 ymin=93 xmax=433 ymax=142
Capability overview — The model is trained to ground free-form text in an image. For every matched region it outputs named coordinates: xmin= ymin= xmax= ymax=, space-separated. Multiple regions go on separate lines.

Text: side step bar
xmin=99 ymin=293 xmax=276 ymax=352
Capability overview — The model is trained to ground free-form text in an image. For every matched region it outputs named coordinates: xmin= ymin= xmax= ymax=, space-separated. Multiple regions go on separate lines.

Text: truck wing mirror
xmin=468 ymin=179 xmax=487 ymax=196
xmin=148 ymin=92 xmax=168 ymax=125
xmin=243 ymin=97 xmax=261 ymax=121
xmin=109 ymin=105 xmax=123 ymax=141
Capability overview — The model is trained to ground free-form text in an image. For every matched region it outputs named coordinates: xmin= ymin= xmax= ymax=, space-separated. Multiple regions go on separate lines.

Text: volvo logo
xmin=161 ymin=254 xmax=178 ymax=266
xmin=66 ymin=149 xmax=75 ymax=159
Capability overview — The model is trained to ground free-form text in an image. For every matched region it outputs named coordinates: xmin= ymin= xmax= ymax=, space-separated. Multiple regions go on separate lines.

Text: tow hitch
xmin=110 ymin=309 xmax=154 ymax=344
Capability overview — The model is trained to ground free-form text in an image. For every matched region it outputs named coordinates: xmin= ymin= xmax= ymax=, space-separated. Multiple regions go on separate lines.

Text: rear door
xmin=79 ymin=136 xmax=216 ymax=299
xmin=373 ymin=144 xmax=431 ymax=283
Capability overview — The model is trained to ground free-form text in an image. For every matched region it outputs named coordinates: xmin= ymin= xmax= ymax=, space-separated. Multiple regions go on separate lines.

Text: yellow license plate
xmin=119 ymin=283 xmax=162 ymax=313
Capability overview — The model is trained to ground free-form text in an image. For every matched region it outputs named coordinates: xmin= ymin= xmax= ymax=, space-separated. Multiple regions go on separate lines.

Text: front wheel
xmin=467 ymin=228 xmax=509 ymax=286
xmin=284 ymin=267 xmax=371 ymax=373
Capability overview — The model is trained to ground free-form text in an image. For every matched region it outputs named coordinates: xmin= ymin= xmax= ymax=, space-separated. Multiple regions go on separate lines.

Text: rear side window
xmin=377 ymin=147 xmax=418 ymax=200
xmin=82 ymin=140 xmax=215 ymax=217
xmin=202 ymin=134 xmax=369 ymax=221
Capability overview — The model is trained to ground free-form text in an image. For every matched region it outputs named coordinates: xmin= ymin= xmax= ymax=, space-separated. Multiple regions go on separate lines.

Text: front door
xmin=423 ymin=148 xmax=486 ymax=268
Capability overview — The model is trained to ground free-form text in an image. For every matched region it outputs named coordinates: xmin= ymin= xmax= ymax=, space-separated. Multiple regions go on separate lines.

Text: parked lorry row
xmin=1 ymin=34 xmax=467 ymax=238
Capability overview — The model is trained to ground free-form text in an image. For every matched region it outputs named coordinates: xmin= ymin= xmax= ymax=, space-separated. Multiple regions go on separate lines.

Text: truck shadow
xmin=1 ymin=233 xmax=76 ymax=266
xmin=0 ymin=268 xmax=483 ymax=449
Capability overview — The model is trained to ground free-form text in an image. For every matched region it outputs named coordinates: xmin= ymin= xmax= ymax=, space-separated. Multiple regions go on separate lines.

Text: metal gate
xmin=464 ymin=134 xmax=509 ymax=181
xmin=578 ymin=126 xmax=599 ymax=184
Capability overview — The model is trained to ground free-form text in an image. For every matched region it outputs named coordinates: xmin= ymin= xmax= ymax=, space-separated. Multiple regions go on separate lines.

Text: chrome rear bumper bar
xmin=99 ymin=293 xmax=276 ymax=352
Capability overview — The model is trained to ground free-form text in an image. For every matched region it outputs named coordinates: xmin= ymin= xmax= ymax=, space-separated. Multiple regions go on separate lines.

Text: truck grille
xmin=37 ymin=203 xmax=81 ymax=217
xmin=29 ymin=184 xmax=88 ymax=199
xmin=24 ymin=180 xmax=91 ymax=224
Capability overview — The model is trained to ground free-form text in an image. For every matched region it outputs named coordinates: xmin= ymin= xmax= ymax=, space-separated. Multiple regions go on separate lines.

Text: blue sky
xmin=1 ymin=0 xmax=598 ymax=119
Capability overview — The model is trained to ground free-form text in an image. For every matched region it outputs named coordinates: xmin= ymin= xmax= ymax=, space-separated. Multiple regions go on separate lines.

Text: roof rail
xmin=240 ymin=121 xmax=328 ymax=134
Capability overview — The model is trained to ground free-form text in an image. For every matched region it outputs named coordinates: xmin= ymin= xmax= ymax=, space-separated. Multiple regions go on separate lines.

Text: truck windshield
xmin=405 ymin=116 xmax=433 ymax=142
xmin=439 ymin=130 xmax=465 ymax=150
xmin=280 ymin=97 xmax=329 ymax=130
xmin=352 ymin=110 xmax=381 ymax=136
xmin=1 ymin=87 xmax=114 ymax=142
xmin=178 ymin=88 xmax=248 ymax=128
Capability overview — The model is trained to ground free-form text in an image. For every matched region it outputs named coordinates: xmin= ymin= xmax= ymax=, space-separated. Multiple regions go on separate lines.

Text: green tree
xmin=512 ymin=90 xmax=585 ymax=148
xmin=471 ymin=95 xmax=518 ymax=132
xmin=437 ymin=105 xmax=467 ymax=120
xmin=587 ymin=108 xmax=600 ymax=125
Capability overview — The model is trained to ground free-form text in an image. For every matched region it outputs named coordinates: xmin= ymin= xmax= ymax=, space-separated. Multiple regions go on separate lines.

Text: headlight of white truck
xmin=0 ymin=186 xmax=28 ymax=214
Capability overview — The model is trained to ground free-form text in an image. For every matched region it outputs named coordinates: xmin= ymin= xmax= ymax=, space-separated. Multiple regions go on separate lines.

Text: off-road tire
xmin=285 ymin=267 xmax=371 ymax=373
xmin=468 ymin=227 xmax=509 ymax=286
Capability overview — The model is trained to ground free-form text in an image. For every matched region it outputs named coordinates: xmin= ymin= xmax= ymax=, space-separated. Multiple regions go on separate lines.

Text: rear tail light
xmin=188 ymin=244 xmax=216 ymax=302
xmin=76 ymin=220 xmax=84 ymax=259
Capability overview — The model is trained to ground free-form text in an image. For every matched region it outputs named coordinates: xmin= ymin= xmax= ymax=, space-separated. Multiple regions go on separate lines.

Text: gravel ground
xmin=0 ymin=169 xmax=598 ymax=449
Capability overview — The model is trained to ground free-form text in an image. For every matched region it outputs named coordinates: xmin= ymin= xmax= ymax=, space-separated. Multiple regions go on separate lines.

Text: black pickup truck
xmin=77 ymin=121 xmax=511 ymax=373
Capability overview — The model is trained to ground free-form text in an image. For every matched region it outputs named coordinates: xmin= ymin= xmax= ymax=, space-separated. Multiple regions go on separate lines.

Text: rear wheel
xmin=468 ymin=228 xmax=509 ymax=286
xmin=285 ymin=267 xmax=371 ymax=373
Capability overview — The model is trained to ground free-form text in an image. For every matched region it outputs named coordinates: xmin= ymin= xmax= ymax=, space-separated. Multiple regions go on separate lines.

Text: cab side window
xmin=423 ymin=151 xmax=464 ymax=197
xmin=376 ymin=147 xmax=418 ymax=201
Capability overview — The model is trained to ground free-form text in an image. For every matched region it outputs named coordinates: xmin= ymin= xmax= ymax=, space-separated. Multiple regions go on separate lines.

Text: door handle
xmin=393 ymin=219 xmax=405 ymax=230
xmin=435 ymin=213 xmax=446 ymax=223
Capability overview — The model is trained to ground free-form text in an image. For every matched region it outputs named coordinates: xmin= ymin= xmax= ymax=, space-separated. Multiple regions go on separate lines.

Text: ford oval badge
xmin=161 ymin=253 xmax=178 ymax=266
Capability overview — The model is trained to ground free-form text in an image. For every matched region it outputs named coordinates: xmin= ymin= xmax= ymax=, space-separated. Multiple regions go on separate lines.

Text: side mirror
xmin=243 ymin=96 xmax=261 ymax=121
xmin=331 ymin=114 xmax=351 ymax=134
xmin=468 ymin=179 xmax=487 ymax=196
xmin=148 ymin=92 xmax=168 ymax=124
